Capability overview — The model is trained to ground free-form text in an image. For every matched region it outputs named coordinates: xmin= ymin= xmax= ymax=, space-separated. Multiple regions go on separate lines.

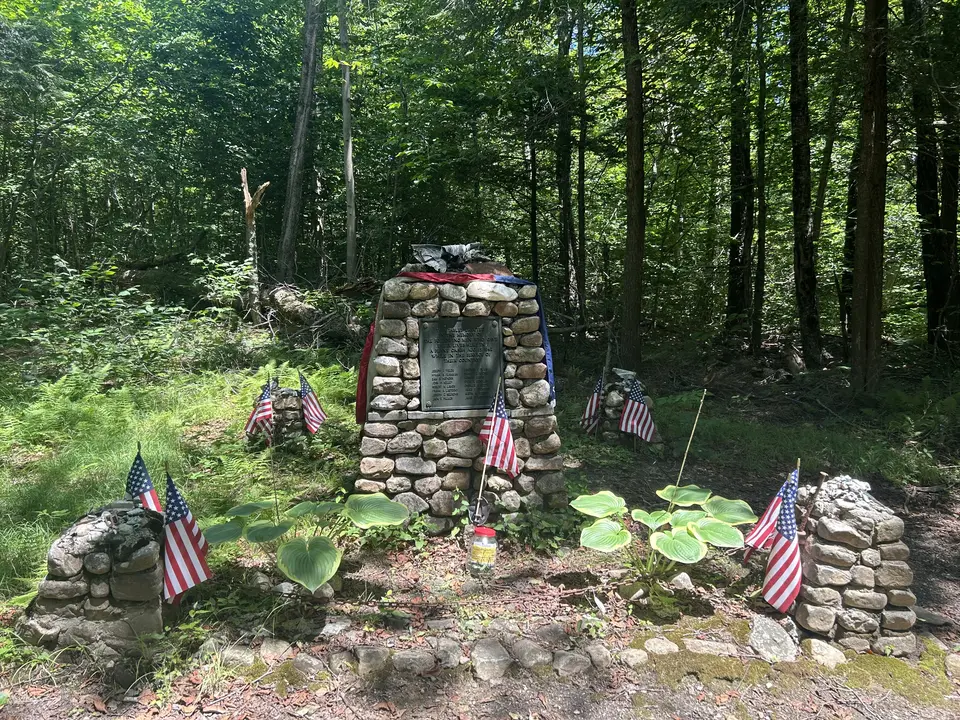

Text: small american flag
xmin=761 ymin=469 xmax=802 ymax=612
xmin=479 ymin=390 xmax=521 ymax=478
xmin=163 ymin=472 xmax=211 ymax=603
xmin=580 ymin=377 xmax=603 ymax=432
xmin=126 ymin=449 xmax=162 ymax=512
xmin=618 ymin=380 xmax=656 ymax=441
xmin=299 ymin=372 xmax=327 ymax=433
xmin=244 ymin=382 xmax=274 ymax=444
xmin=743 ymin=476 xmax=789 ymax=561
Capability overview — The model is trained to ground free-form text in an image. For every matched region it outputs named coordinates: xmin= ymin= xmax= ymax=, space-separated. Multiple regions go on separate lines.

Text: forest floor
xmin=1 ymin=291 xmax=960 ymax=718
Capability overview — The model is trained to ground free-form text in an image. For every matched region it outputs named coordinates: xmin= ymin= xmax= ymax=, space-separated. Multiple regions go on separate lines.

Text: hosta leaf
xmin=655 ymin=485 xmax=712 ymax=507
xmin=579 ymin=519 xmax=632 ymax=552
xmin=689 ymin=518 xmax=745 ymax=548
xmin=244 ymin=519 xmax=295 ymax=543
xmin=343 ymin=493 xmax=409 ymax=528
xmin=702 ymin=497 xmax=758 ymax=525
xmin=631 ymin=509 xmax=672 ymax=530
xmin=570 ymin=491 xmax=627 ymax=518
xmin=286 ymin=501 xmax=343 ymax=518
xmin=203 ymin=519 xmax=244 ymax=544
xmin=225 ymin=501 xmax=275 ymax=517
xmin=669 ymin=510 xmax=707 ymax=528
xmin=277 ymin=537 xmax=342 ymax=592
xmin=650 ymin=528 xmax=708 ymax=564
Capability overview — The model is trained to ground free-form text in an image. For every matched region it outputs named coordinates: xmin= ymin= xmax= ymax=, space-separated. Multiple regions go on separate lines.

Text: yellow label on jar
xmin=470 ymin=545 xmax=496 ymax=564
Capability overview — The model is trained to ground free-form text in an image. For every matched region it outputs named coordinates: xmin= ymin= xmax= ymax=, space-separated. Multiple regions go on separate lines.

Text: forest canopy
xmin=1 ymin=0 xmax=958 ymax=384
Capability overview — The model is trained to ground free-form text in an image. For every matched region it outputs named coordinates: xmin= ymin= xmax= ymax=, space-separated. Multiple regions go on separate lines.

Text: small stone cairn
xmin=795 ymin=476 xmax=917 ymax=656
xmin=271 ymin=387 xmax=305 ymax=442
xmin=17 ymin=501 xmax=164 ymax=661
xmin=359 ymin=276 xmax=565 ymax=531
xmin=592 ymin=370 xmax=659 ymax=443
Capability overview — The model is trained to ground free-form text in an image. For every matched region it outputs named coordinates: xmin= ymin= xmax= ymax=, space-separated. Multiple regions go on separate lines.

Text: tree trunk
xmin=851 ymin=0 xmax=888 ymax=393
xmin=903 ymin=0 xmax=948 ymax=346
xmin=840 ymin=142 xmax=860 ymax=358
xmin=529 ymin=136 xmax=540 ymax=286
xmin=340 ymin=0 xmax=357 ymax=282
xmin=941 ymin=97 xmax=960 ymax=338
xmin=555 ymin=13 xmax=575 ymax=315
xmin=575 ymin=1 xmax=588 ymax=332
xmin=619 ymin=0 xmax=645 ymax=369
xmin=811 ymin=0 xmax=856 ymax=245
xmin=789 ymin=0 xmax=822 ymax=366
xmin=726 ymin=0 xmax=754 ymax=335
xmin=277 ymin=0 xmax=322 ymax=283
xmin=241 ymin=168 xmax=270 ymax=319
xmin=751 ymin=0 xmax=767 ymax=355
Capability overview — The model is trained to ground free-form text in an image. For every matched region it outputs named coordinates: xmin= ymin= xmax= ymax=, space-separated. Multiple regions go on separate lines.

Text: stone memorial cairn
xmin=590 ymin=370 xmax=657 ymax=443
xmin=271 ymin=386 xmax=305 ymax=442
xmin=359 ymin=276 xmax=565 ymax=531
xmin=794 ymin=476 xmax=917 ymax=656
xmin=17 ymin=500 xmax=164 ymax=660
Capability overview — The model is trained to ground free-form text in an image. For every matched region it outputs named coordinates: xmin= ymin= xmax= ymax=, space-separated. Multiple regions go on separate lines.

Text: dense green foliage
xmin=1 ymin=0 xmax=957 ymax=343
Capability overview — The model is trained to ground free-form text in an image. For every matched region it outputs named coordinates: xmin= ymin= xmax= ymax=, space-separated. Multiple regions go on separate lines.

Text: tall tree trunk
xmin=811 ymin=0 xmax=856 ymax=245
xmin=751 ymin=0 xmax=767 ymax=355
xmin=277 ymin=0 xmax=321 ymax=283
xmin=851 ymin=0 xmax=888 ymax=393
xmin=726 ymin=0 xmax=754 ymax=335
xmin=556 ymin=13 xmax=575 ymax=315
xmin=903 ymin=0 xmax=948 ymax=346
xmin=789 ymin=0 xmax=822 ymax=366
xmin=575 ymin=1 xmax=588 ymax=332
xmin=241 ymin=168 xmax=270 ymax=319
xmin=941 ymin=97 xmax=960 ymax=338
xmin=339 ymin=0 xmax=357 ymax=282
xmin=619 ymin=0 xmax=645 ymax=369
xmin=840 ymin=142 xmax=860 ymax=358
xmin=529 ymin=136 xmax=540 ymax=286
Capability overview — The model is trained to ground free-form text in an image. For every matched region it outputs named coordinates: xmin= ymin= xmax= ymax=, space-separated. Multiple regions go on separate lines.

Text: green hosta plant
xmin=204 ymin=494 xmax=409 ymax=592
xmin=571 ymin=486 xmax=757 ymax=578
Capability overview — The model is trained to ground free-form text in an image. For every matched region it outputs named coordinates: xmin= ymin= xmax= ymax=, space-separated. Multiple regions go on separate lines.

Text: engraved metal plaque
xmin=419 ymin=317 xmax=503 ymax=411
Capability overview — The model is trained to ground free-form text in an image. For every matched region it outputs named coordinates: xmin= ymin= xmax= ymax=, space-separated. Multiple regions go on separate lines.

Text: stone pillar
xmin=272 ymin=387 xmax=305 ymax=442
xmin=359 ymin=277 xmax=565 ymax=531
xmin=17 ymin=501 xmax=165 ymax=663
xmin=794 ymin=476 xmax=917 ymax=657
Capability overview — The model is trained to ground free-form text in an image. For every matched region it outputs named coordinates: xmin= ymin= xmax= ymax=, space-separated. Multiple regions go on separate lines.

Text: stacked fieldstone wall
xmin=795 ymin=476 xmax=917 ymax=657
xmin=359 ymin=276 xmax=565 ymax=530
xmin=17 ymin=501 xmax=164 ymax=661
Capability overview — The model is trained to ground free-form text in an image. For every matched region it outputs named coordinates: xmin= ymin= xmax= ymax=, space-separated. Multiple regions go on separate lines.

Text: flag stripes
xmin=619 ymin=380 xmax=656 ymax=441
xmin=244 ymin=383 xmax=274 ymax=444
xmin=299 ymin=373 xmax=327 ymax=433
xmin=163 ymin=473 xmax=211 ymax=602
xmin=479 ymin=390 xmax=521 ymax=478
xmin=581 ymin=377 xmax=603 ymax=432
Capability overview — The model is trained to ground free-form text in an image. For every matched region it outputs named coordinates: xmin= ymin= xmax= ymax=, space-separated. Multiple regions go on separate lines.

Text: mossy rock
xmin=842 ymin=639 xmax=952 ymax=706
xmin=650 ymin=649 xmax=770 ymax=688
xmin=260 ymin=660 xmax=308 ymax=697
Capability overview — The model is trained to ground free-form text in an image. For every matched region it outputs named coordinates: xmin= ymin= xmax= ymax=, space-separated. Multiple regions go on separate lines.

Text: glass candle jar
xmin=468 ymin=526 xmax=497 ymax=576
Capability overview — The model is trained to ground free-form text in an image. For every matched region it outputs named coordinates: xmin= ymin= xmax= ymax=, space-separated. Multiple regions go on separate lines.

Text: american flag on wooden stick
xmin=479 ymin=390 xmax=521 ymax=478
xmin=743 ymin=475 xmax=790 ymax=562
xmin=618 ymin=380 xmax=656 ymax=441
xmin=299 ymin=372 xmax=327 ymax=434
xmin=163 ymin=472 xmax=211 ymax=603
xmin=244 ymin=382 xmax=274 ymax=444
xmin=760 ymin=469 xmax=802 ymax=612
xmin=580 ymin=377 xmax=603 ymax=432
xmin=126 ymin=448 xmax=162 ymax=512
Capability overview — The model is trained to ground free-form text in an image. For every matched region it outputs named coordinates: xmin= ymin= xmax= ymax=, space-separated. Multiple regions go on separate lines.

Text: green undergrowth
xmin=0 ymin=361 xmax=359 ymax=598
xmin=557 ymin=374 xmax=957 ymax=490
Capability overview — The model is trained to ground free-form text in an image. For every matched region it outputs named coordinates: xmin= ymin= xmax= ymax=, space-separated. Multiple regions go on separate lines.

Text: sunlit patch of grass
xmin=0 ymin=362 xmax=360 ymax=599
